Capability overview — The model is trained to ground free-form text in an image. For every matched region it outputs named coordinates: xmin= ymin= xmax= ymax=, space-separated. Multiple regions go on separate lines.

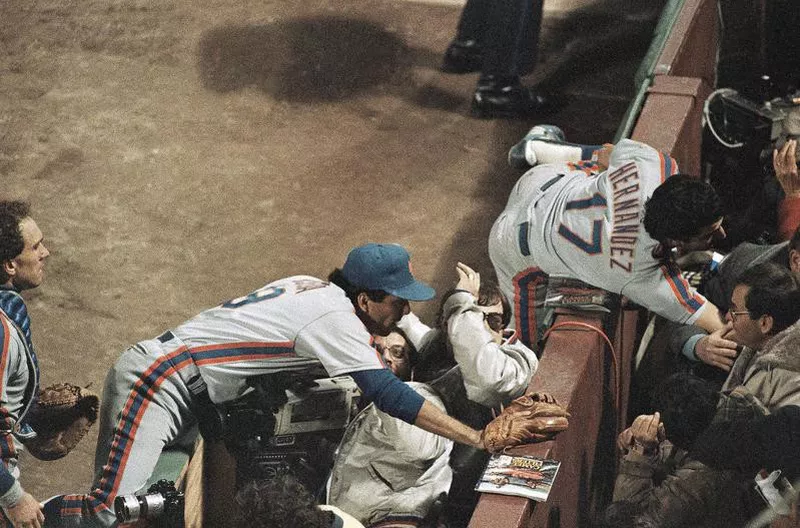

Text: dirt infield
xmin=1 ymin=0 xmax=659 ymax=500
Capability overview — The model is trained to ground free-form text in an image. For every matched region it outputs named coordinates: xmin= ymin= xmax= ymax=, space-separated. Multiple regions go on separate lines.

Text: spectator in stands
xmin=398 ymin=262 xmax=540 ymax=527
xmin=399 ymin=262 xmax=538 ymax=410
xmin=327 ymin=329 xmax=453 ymax=528
xmin=720 ymin=264 xmax=800 ymax=410
xmin=672 ymin=226 xmax=800 ymax=375
xmin=611 ymin=372 xmax=764 ymax=527
xmin=692 ymin=405 xmax=800 ymax=528
xmin=237 ymin=474 xmax=365 ymax=528
xmin=671 ymin=262 xmax=800 ymax=411
xmin=375 ymin=327 xmax=417 ymax=381
xmin=692 ymin=404 xmax=800 ymax=480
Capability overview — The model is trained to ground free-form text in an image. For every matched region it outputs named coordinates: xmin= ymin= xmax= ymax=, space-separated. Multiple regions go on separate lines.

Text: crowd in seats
xmin=602 ymin=152 xmax=800 ymax=525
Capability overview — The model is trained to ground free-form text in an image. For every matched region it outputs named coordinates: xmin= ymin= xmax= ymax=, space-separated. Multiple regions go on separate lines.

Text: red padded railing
xmin=468 ymin=309 xmax=640 ymax=528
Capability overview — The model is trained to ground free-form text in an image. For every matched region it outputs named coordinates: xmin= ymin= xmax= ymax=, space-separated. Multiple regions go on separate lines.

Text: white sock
xmin=524 ymin=141 xmax=583 ymax=166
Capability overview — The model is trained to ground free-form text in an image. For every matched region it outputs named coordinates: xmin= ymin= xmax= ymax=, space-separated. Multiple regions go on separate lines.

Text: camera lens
xmin=114 ymin=492 xmax=166 ymax=522
xmin=114 ymin=494 xmax=141 ymax=523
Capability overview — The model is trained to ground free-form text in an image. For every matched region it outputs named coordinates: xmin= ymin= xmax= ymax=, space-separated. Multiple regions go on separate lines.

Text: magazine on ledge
xmin=475 ymin=454 xmax=561 ymax=502
xmin=543 ymin=275 xmax=616 ymax=313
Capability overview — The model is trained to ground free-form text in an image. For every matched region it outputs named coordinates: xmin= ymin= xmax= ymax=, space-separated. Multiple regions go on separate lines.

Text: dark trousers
xmin=455 ymin=0 xmax=544 ymax=77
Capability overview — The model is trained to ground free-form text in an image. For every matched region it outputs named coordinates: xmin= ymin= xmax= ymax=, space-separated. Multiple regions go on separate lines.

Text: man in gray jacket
xmin=327 ymin=328 xmax=453 ymax=527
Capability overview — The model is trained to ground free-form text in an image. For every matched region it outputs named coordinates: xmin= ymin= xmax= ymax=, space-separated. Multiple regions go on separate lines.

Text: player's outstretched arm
xmin=349 ymin=369 xmax=485 ymax=449
xmin=693 ymin=300 xmax=725 ymax=334
xmin=413 ymin=400 xmax=484 ymax=449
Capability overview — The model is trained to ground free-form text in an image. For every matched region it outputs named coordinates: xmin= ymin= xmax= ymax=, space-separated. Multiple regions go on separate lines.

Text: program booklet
xmin=475 ymin=454 xmax=561 ymax=502
xmin=543 ymin=276 xmax=616 ymax=313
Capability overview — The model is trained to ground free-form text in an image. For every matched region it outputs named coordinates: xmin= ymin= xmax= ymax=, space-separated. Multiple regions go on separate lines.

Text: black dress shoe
xmin=471 ymin=76 xmax=555 ymax=119
xmin=440 ymin=39 xmax=482 ymax=74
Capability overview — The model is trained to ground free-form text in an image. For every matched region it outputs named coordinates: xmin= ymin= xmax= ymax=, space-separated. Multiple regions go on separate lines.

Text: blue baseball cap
xmin=342 ymin=243 xmax=435 ymax=301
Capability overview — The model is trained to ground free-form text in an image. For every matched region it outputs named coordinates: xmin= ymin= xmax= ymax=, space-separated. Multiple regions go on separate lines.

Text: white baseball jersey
xmin=172 ymin=276 xmax=385 ymax=403
xmin=489 ymin=139 xmax=708 ymax=345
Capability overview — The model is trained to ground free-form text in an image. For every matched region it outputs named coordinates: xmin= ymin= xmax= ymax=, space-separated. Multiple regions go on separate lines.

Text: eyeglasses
xmin=728 ymin=309 xmax=750 ymax=321
xmin=483 ymin=312 xmax=505 ymax=333
xmin=376 ymin=344 xmax=408 ymax=361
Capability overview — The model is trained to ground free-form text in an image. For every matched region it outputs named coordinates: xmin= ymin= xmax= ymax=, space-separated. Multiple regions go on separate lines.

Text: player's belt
xmin=152 ymin=330 xmax=221 ymax=439
xmin=153 ymin=331 xmax=209 ymax=400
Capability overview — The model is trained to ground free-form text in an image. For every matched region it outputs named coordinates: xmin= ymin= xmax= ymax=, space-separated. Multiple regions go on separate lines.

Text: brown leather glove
xmin=482 ymin=398 xmax=569 ymax=454
xmin=23 ymin=383 xmax=100 ymax=461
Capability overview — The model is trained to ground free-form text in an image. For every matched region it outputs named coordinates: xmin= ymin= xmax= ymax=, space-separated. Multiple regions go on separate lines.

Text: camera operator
xmin=327 ymin=328 xmax=453 ymax=528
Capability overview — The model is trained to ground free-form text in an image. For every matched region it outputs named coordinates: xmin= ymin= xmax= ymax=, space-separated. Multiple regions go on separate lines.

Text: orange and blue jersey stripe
xmin=660 ymin=264 xmax=704 ymax=313
xmin=567 ymin=160 xmax=601 ymax=176
xmin=512 ymin=268 xmax=547 ymax=348
xmin=0 ymin=317 xmax=9 ymax=397
xmin=0 ymin=317 xmax=18 ymax=468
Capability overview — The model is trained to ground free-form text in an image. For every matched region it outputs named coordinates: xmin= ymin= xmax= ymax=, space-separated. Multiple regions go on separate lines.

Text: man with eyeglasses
xmin=397 ymin=262 xmax=541 ymax=527
xmin=718 ymin=262 xmax=800 ymax=410
xmin=328 ymin=328 xmax=454 ymax=527
xmin=399 ymin=262 xmax=539 ymax=410
xmin=671 ymin=225 xmax=800 ymax=375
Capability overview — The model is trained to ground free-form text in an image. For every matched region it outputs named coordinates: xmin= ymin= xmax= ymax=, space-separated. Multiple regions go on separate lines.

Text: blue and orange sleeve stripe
xmin=0 ymin=318 xmax=18 ymax=463
xmin=660 ymin=264 xmax=704 ymax=313
xmin=658 ymin=151 xmax=679 ymax=183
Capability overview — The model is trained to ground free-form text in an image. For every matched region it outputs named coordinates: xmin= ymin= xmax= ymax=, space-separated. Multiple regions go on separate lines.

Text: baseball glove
xmin=482 ymin=398 xmax=570 ymax=454
xmin=23 ymin=383 xmax=100 ymax=461
xmin=502 ymin=392 xmax=559 ymax=414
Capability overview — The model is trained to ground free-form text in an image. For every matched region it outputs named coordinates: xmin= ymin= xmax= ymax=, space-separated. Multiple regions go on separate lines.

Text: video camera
xmin=218 ymin=373 xmax=361 ymax=491
xmin=704 ymin=88 xmax=796 ymax=152
xmin=114 ymin=479 xmax=185 ymax=528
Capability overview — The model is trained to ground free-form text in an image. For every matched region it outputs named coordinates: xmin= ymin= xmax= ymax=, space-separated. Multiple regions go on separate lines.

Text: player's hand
xmin=629 ymin=412 xmax=661 ymax=455
xmin=455 ymin=262 xmax=480 ymax=298
xmin=4 ymin=492 xmax=44 ymax=528
xmin=695 ymin=323 xmax=739 ymax=371
xmin=593 ymin=144 xmax=614 ymax=170
xmin=616 ymin=426 xmax=633 ymax=453
xmin=775 ymin=139 xmax=800 ymax=198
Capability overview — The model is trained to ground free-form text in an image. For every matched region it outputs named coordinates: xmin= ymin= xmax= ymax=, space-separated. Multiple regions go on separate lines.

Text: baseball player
xmin=490 ymin=127 xmax=727 ymax=347
xmin=43 ymin=243 xmax=488 ymax=528
xmin=0 ymin=201 xmax=49 ymax=528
